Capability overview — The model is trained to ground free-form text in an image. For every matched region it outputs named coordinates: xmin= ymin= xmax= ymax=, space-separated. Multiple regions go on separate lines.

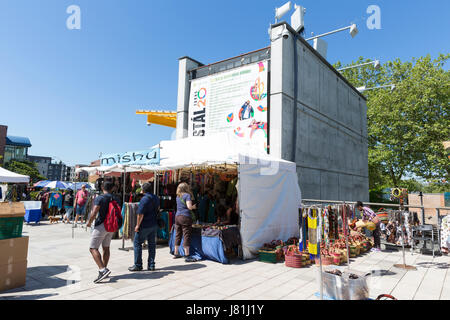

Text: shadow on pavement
xmin=26 ymin=265 xmax=80 ymax=289
xmin=107 ymin=270 xmax=175 ymax=283
xmin=416 ymin=262 xmax=450 ymax=269
xmin=1 ymin=293 xmax=58 ymax=300
xmin=158 ymin=263 xmax=207 ymax=272
xmin=370 ymin=269 xmax=397 ymax=276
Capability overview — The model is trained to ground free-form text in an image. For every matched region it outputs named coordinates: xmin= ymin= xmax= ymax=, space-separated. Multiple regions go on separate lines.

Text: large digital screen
xmin=188 ymin=60 xmax=268 ymax=153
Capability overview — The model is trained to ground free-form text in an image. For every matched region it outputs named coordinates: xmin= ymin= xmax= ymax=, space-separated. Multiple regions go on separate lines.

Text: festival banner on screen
xmin=188 ymin=60 xmax=268 ymax=152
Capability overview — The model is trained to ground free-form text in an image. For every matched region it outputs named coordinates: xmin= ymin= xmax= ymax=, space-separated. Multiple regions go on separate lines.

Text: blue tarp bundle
xmin=168 ymin=227 xmax=229 ymax=264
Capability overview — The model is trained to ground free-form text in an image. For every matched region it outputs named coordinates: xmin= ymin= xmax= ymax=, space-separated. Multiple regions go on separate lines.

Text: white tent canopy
xmin=77 ymin=132 xmax=302 ymax=259
xmin=0 ymin=167 xmax=30 ymax=183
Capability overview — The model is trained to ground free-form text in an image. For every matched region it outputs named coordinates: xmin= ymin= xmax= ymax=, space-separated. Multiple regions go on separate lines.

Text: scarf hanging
xmin=307 ymin=208 xmax=318 ymax=255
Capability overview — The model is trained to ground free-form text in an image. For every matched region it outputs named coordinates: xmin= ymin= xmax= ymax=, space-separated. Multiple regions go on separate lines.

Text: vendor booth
xmin=0 ymin=167 xmax=30 ymax=184
xmin=0 ymin=167 xmax=30 ymax=202
xmin=77 ymin=132 xmax=302 ymax=262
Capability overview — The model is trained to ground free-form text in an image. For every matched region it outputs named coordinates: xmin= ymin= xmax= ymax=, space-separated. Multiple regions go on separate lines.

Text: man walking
xmin=128 ymin=182 xmax=160 ymax=272
xmin=355 ymin=201 xmax=381 ymax=252
xmin=74 ymin=184 xmax=88 ymax=225
xmin=87 ymin=181 xmax=115 ymax=283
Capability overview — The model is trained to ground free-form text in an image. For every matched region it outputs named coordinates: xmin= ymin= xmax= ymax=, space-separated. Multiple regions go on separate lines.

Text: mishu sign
xmin=100 ymin=148 xmax=160 ymax=166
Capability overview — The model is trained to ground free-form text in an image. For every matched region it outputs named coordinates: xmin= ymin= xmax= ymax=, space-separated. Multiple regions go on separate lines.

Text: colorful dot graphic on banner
xmin=227 ymin=113 xmax=234 ymax=122
xmin=234 ymin=127 xmax=245 ymax=138
xmin=257 ymin=105 xmax=267 ymax=112
xmin=258 ymin=62 xmax=265 ymax=72
xmin=250 ymin=77 xmax=267 ymax=101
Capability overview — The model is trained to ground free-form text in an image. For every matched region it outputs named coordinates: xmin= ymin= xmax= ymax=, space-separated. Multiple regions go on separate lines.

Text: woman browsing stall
xmin=173 ymin=182 xmax=197 ymax=262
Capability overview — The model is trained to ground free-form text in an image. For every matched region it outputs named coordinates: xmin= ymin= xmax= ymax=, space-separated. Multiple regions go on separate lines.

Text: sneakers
xmin=93 ymin=268 xmax=111 ymax=283
xmin=185 ymin=256 xmax=196 ymax=263
xmin=172 ymin=254 xmax=182 ymax=259
xmin=147 ymin=266 xmax=155 ymax=271
xmin=128 ymin=265 xmax=143 ymax=272
xmin=371 ymin=247 xmax=381 ymax=252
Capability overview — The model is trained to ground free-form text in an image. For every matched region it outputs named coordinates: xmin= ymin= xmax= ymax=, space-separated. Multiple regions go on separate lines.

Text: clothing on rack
xmin=307 ymin=208 xmax=318 ymax=255
xmin=48 ymin=192 xmax=63 ymax=209
xmin=207 ymin=200 xmax=216 ymax=223
xmin=120 ymin=202 xmax=139 ymax=240
xmin=440 ymin=215 xmax=450 ymax=250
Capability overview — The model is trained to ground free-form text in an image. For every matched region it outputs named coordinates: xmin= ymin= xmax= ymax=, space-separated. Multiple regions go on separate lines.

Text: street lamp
xmin=306 ymin=23 xmax=358 ymax=41
xmin=338 ymin=60 xmax=381 ymax=72
xmin=357 ymin=84 xmax=396 ymax=93
xmin=275 ymin=1 xmax=292 ymax=23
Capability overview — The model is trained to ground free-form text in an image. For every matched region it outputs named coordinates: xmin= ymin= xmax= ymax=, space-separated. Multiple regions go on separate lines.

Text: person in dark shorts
xmin=173 ymin=182 xmax=197 ymax=262
xmin=86 ymin=181 xmax=115 ymax=283
xmin=62 ymin=189 xmax=74 ymax=224
xmin=128 ymin=183 xmax=160 ymax=272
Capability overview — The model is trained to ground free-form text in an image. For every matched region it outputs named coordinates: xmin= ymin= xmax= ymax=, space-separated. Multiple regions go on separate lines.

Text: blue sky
xmin=1 ymin=0 xmax=449 ymax=166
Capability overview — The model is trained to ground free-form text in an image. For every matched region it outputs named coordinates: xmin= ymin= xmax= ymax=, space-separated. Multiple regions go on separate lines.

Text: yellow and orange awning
xmin=136 ymin=110 xmax=177 ymax=128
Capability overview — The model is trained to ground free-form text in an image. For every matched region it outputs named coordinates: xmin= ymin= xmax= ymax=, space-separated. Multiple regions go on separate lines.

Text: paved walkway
xmin=1 ymin=221 xmax=449 ymax=300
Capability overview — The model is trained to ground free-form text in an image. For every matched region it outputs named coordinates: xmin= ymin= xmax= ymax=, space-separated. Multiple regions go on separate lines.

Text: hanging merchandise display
xmin=120 ymin=202 xmax=139 ymax=240
xmin=380 ymin=209 xmax=419 ymax=247
xmin=440 ymin=215 xmax=450 ymax=254
xmin=307 ymin=208 xmax=318 ymax=256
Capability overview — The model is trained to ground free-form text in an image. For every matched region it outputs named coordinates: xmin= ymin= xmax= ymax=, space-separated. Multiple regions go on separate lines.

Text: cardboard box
xmin=0 ymin=260 xmax=27 ymax=292
xmin=0 ymin=202 xmax=25 ymax=218
xmin=0 ymin=236 xmax=29 ymax=266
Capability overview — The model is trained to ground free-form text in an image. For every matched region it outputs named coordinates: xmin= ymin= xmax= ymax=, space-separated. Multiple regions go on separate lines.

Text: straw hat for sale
xmin=366 ymin=221 xmax=376 ymax=231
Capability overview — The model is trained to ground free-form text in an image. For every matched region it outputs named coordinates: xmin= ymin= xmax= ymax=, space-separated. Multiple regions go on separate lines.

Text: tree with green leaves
xmin=4 ymin=160 xmax=45 ymax=183
xmin=335 ymin=54 xmax=450 ymax=191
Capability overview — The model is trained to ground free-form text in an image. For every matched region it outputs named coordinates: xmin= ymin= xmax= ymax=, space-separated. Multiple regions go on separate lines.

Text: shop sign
xmin=100 ymin=147 xmax=160 ymax=167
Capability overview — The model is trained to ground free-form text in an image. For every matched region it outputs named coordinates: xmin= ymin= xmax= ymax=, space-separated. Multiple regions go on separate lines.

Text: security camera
xmin=282 ymin=28 xmax=289 ymax=39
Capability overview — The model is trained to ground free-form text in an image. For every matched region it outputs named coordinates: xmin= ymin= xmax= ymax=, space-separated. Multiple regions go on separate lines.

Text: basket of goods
xmin=259 ymin=240 xmax=284 ymax=263
xmin=376 ymin=209 xmax=389 ymax=223
xmin=284 ymin=245 xmax=303 ymax=268
xmin=286 ymin=237 xmax=299 ymax=245
xmin=302 ymin=252 xmax=311 ymax=265
xmin=349 ymin=245 xmax=358 ymax=258
xmin=258 ymin=249 xmax=278 ymax=263
xmin=331 ymin=251 xmax=341 ymax=265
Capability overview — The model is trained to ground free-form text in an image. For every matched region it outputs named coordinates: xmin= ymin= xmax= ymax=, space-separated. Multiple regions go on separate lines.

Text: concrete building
xmin=0 ymin=125 xmax=7 ymax=166
xmin=47 ymin=161 xmax=67 ymax=181
xmin=3 ymin=136 xmax=32 ymax=164
xmin=27 ymin=155 xmax=52 ymax=179
xmin=175 ymin=22 xmax=369 ymax=201
xmin=408 ymin=192 xmax=450 ymax=224
xmin=70 ymin=164 xmax=89 ymax=181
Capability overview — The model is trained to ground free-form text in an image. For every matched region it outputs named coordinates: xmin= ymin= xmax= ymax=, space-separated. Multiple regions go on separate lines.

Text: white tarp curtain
xmin=238 ymin=155 xmax=301 ymax=260
xmin=0 ymin=167 xmax=30 ymax=183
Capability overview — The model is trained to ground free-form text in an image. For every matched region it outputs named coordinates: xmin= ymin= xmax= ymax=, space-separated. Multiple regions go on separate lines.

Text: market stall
xmin=0 ymin=167 xmax=30 ymax=203
xmin=77 ymin=132 xmax=302 ymax=262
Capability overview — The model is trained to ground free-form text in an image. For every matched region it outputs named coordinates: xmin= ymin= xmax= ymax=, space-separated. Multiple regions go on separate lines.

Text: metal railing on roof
xmin=188 ymin=47 xmax=271 ymax=80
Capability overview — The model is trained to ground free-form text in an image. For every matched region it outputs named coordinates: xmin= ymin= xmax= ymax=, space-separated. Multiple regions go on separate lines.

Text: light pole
xmin=306 ymin=23 xmax=358 ymax=41
xmin=357 ymin=84 xmax=396 ymax=93
xmin=338 ymin=60 xmax=380 ymax=72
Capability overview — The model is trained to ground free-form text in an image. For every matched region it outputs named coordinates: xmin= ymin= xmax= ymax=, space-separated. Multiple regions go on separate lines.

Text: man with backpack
xmin=128 ymin=182 xmax=160 ymax=272
xmin=87 ymin=180 xmax=122 ymax=283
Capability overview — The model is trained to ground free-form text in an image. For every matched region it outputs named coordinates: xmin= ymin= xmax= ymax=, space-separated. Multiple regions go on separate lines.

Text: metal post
xmin=419 ymin=192 xmax=424 ymax=224
xmin=394 ymin=210 xmax=416 ymax=270
xmin=318 ymin=206 xmax=323 ymax=300
xmin=119 ymin=167 xmax=127 ymax=251
xmin=344 ymin=203 xmax=350 ymax=268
